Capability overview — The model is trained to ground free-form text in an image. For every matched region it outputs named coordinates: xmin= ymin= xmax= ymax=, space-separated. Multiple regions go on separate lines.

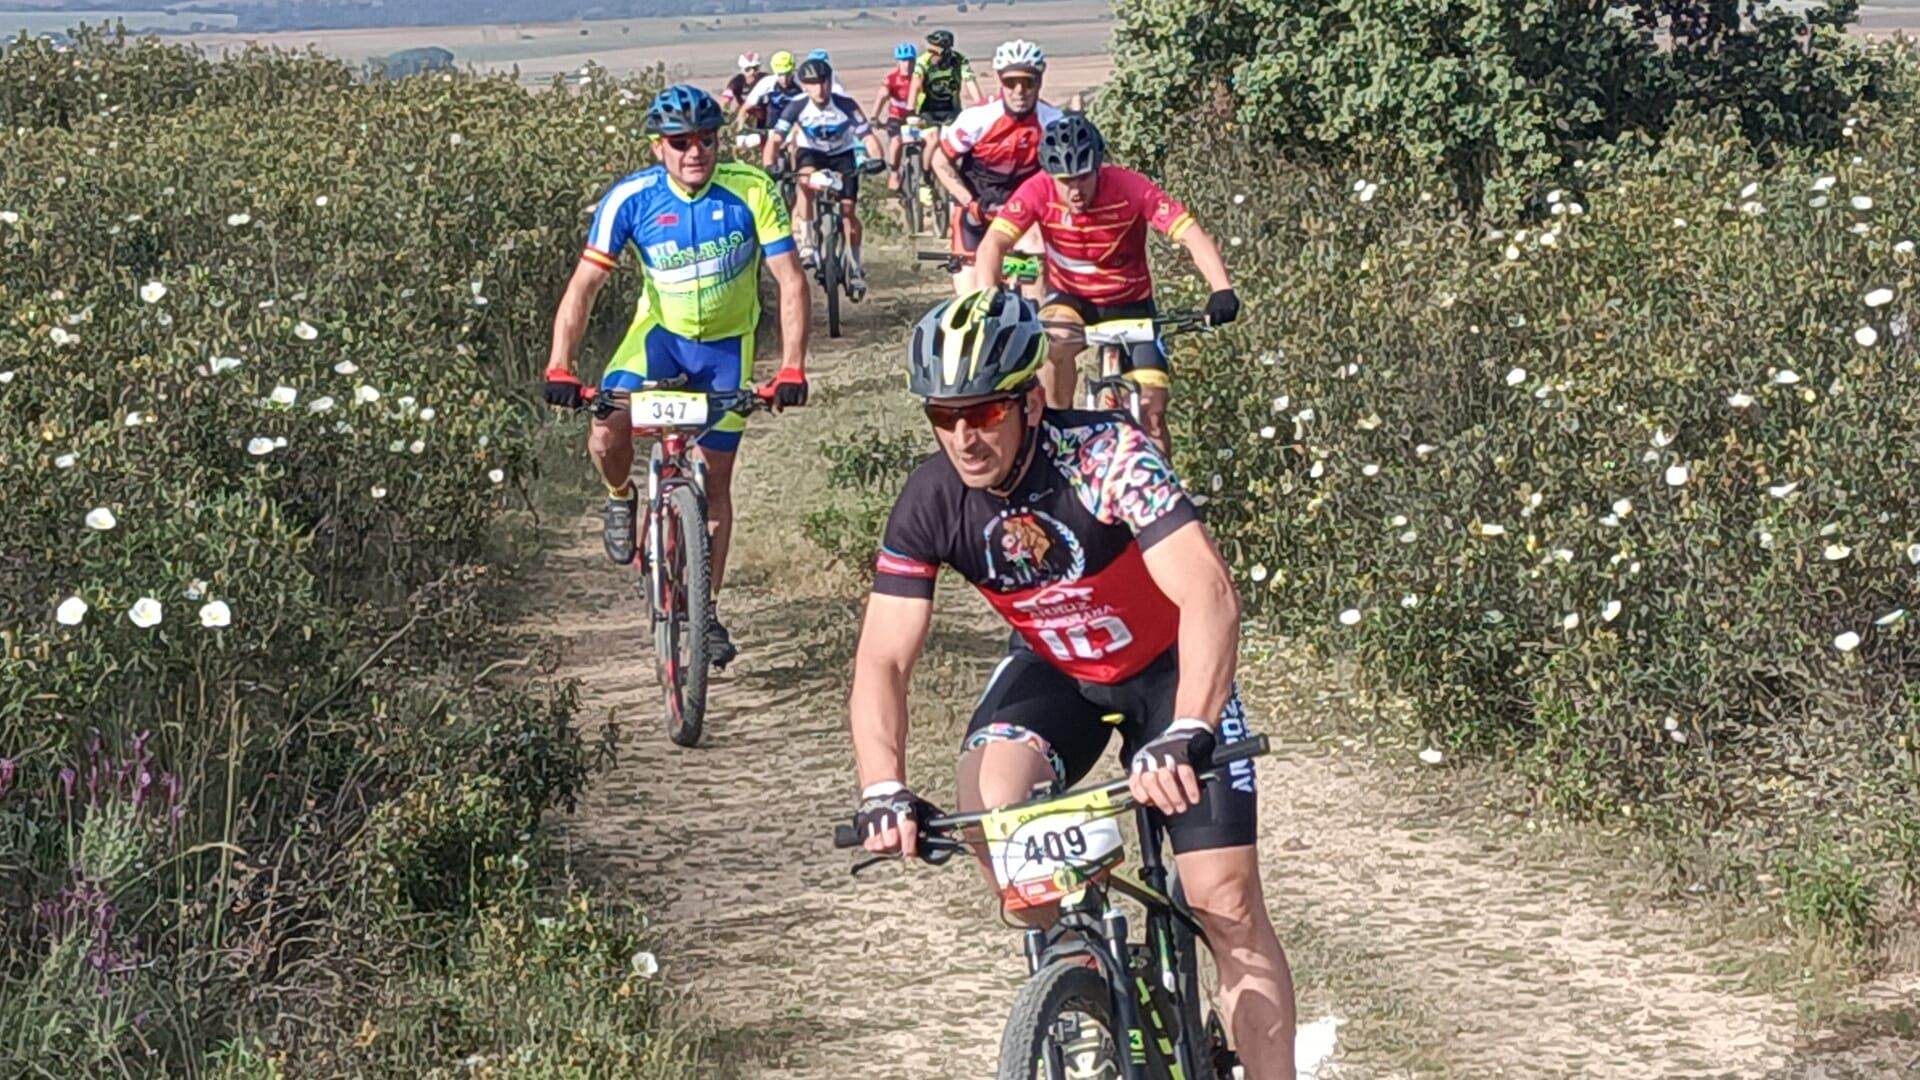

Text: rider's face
xmin=927 ymin=45 xmax=946 ymax=62
xmin=1053 ymin=171 xmax=1099 ymax=212
xmin=999 ymin=72 xmax=1041 ymax=115
xmin=930 ymin=383 xmax=1044 ymax=489
xmin=802 ymin=78 xmax=830 ymax=104
xmin=653 ymin=129 xmax=718 ymax=190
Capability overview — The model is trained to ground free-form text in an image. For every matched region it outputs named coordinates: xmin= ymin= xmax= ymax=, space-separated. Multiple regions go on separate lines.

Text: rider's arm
xmin=768 ymin=250 xmax=809 ymax=372
xmin=849 ymin=592 xmax=934 ymax=790
xmin=906 ymin=61 xmax=926 ymax=112
xmin=1175 ymin=221 xmax=1233 ymax=293
xmin=1141 ymin=520 xmax=1241 ymax=730
xmin=854 ymin=108 xmax=886 ymax=161
xmin=1139 ymin=174 xmax=1234 ymax=293
xmin=973 ymin=226 xmax=1012 ymax=288
xmin=869 ymin=83 xmax=890 ymax=121
xmin=965 ymin=74 xmax=985 ymax=104
xmin=760 ymin=129 xmax=783 ymax=169
xmin=976 ymin=172 xmax=1043 ymax=284
xmin=547 ymin=259 xmax=612 ymax=375
xmin=763 ymin=99 xmax=800 ymax=168
xmin=929 ymin=142 xmax=973 ymax=205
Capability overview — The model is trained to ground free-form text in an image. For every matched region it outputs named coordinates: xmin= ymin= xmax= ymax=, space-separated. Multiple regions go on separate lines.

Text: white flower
xmin=1908 ymin=543 xmax=1920 ymax=565
xmin=1400 ymin=594 xmax=1420 ymax=608
xmin=1809 ymin=196 xmax=1829 ymax=209
xmin=1824 ymin=543 xmax=1851 ymax=561
xmin=418 ymin=407 xmax=437 ymax=422
xmin=293 ymin=321 xmax=319 ymax=341
xmin=269 ymin=385 xmax=298 ymax=406
xmin=139 ymin=280 xmax=167 ymax=304
xmin=1876 ymin=609 xmax=1906 ymax=627
xmin=1651 ymin=428 xmax=1674 ymax=448
xmin=1505 ymin=367 xmax=1526 ymax=387
xmin=1504 ymin=244 xmax=1521 ymax=261
xmin=54 ymin=453 xmax=76 ymax=469
xmin=1398 ymin=530 xmax=1418 ymax=543
xmin=49 ymin=327 xmax=77 ymax=346
xmin=1478 ymin=523 xmax=1507 ymax=537
xmin=56 ymin=596 xmax=89 ymax=625
xmin=1833 ymin=631 xmax=1861 ymax=652
xmin=1249 ymin=564 xmax=1268 ymax=583
xmin=1390 ymin=514 xmax=1409 ymax=527
xmin=1551 ymin=548 xmax=1573 ymax=562
xmin=1612 ymin=498 xmax=1633 ymax=517
xmin=1338 ymin=608 xmax=1362 ymax=626
xmin=0 ymin=371 xmax=13 ymax=384
xmin=449 ymin=132 xmax=464 ymax=146
xmin=355 ymin=385 xmax=380 ymax=404
xmin=315 ymin=195 xmax=330 ymax=207
xmin=1812 ymin=175 xmax=1836 ymax=192
xmin=1726 ymin=392 xmax=1755 ymax=409
xmin=1773 ymin=369 xmax=1800 ymax=385
xmin=370 ymin=485 xmax=388 ymax=499
xmin=1740 ymin=181 xmax=1760 ymax=198
xmin=1355 ymin=412 xmax=1380 ymax=429
xmin=1672 ymin=217 xmax=1688 ymax=229
xmin=209 ymin=355 xmax=242 ymax=374
xmin=1864 ymin=287 xmax=1894 ymax=308
xmin=408 ymin=439 xmax=425 ymax=455
xmin=1270 ymin=395 xmax=1289 ymax=413
xmin=1538 ymin=230 xmax=1559 ymax=248
xmin=0 ymin=210 xmax=17 ymax=224
xmin=1258 ymin=425 xmax=1276 ymax=439
xmin=1601 ymin=599 xmax=1622 ymax=623
xmin=1359 ymin=183 xmax=1378 ymax=202
xmin=184 ymin=579 xmax=208 ymax=600
xmin=1415 ymin=443 xmax=1436 ymax=457
xmin=1739 ymin=201 xmax=1765 ymax=216
xmin=85 ymin=507 xmax=117 ymax=531
xmin=1361 ymin=463 xmax=1380 ymax=477
xmin=1561 ymin=612 xmax=1580 ymax=630
xmin=309 ymin=396 xmax=335 ymax=413
xmin=198 ymin=600 xmax=231 ymax=628
xmin=128 ymin=597 xmax=163 ymax=628
xmin=1308 ymin=461 xmax=1325 ymax=479
xmin=333 ymin=360 xmax=359 ymax=375
xmin=247 ymin=437 xmax=276 ymax=456
xmin=1850 ymin=195 xmax=1873 ymax=210
xmin=630 ymin=952 xmax=659 ymax=979
xmin=1664 ymin=464 xmax=1690 ymax=487
xmin=1418 ymin=748 xmax=1444 ymax=765
xmin=1232 ymin=193 xmax=1245 ymax=205
xmin=1850 ymin=223 xmax=1871 ymax=236
xmin=1897 ymin=240 xmax=1916 ymax=255
xmin=1854 ymin=326 xmax=1878 ymax=348
xmin=1547 ymin=189 xmax=1564 ymax=205
xmin=1767 ymin=481 xmax=1798 ymax=498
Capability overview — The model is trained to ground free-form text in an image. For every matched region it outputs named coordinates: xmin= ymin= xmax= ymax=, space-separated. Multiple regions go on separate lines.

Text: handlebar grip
xmin=1203 ymin=733 xmax=1269 ymax=770
xmin=833 ymin=823 xmax=860 ymax=849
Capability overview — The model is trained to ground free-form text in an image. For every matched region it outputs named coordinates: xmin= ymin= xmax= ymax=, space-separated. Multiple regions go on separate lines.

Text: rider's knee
xmin=1184 ymin=872 xmax=1264 ymax=942
xmin=956 ymin=726 xmax=1061 ymax=811
xmin=587 ymin=418 xmax=627 ymax=457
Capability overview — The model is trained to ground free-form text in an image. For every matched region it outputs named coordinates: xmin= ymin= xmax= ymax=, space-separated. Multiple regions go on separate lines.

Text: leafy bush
xmin=1147 ymin=43 xmax=1920 ymax=933
xmin=1098 ymin=0 xmax=1883 ymax=209
xmin=0 ymin=32 xmax=689 ymax=1074
xmin=801 ymin=428 xmax=927 ymax=573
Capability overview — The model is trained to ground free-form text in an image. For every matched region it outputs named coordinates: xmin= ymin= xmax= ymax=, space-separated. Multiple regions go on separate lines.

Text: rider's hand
xmin=1204 ymin=288 xmax=1242 ymax=328
xmin=856 ymin=782 xmax=934 ymax=858
xmin=1128 ymin=718 xmax=1213 ymax=816
xmin=964 ymin=199 xmax=989 ymax=227
xmin=543 ymin=367 xmax=584 ymax=409
xmin=766 ymin=366 xmax=809 ymax=410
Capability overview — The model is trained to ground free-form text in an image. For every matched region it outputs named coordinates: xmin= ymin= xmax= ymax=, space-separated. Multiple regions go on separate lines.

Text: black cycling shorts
xmin=960 ymin=641 xmax=1258 ymax=853
xmin=795 ymin=148 xmax=861 ymax=201
xmin=1040 ymin=294 xmax=1170 ymax=379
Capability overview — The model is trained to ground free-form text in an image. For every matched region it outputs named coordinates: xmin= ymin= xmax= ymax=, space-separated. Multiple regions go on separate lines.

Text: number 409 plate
xmin=981 ymin=788 xmax=1125 ymax=909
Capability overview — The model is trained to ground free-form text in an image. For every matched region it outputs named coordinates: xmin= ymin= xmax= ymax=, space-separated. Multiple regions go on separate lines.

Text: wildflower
xmin=1767 ymin=481 xmax=1798 ymax=498
xmin=1504 ymin=244 xmax=1521 ymax=261
xmin=408 ymin=439 xmax=425 ymax=455
xmin=55 ymin=453 xmax=76 ymax=469
xmin=315 ymin=195 xmax=330 ymax=207
xmin=1908 ymin=543 xmax=1920 ymax=565
xmin=418 ymin=407 xmax=437 ymax=422
xmin=269 ymin=386 xmax=297 ymax=406
xmin=1727 ymin=392 xmax=1755 ymax=409
xmin=1773 ymin=369 xmax=1800 ymax=385
xmin=1270 ymin=395 xmax=1289 ymax=413
xmin=1338 ymin=608 xmax=1362 ymax=626
xmin=355 ymin=385 xmax=380 ymax=404
xmin=333 ymin=360 xmax=359 ymax=375
xmin=1358 ymin=183 xmax=1378 ymax=202
xmin=488 ymin=468 xmax=506 ymax=484
xmin=1651 ymin=429 xmax=1674 ymax=448
xmin=0 ymin=371 xmax=12 ymax=384
xmin=85 ymin=507 xmax=116 ymax=531
xmin=1249 ymin=565 xmax=1268 ymax=583
xmin=128 ymin=597 xmax=163 ymax=628
xmin=1672 ymin=217 xmax=1688 ymax=229
xmin=1664 ymin=464 xmax=1690 ymax=487
xmin=185 ymin=579 xmax=207 ymax=600
xmin=631 ymin=952 xmax=659 ymax=978
xmin=1505 ymin=367 xmax=1526 ymax=386
xmin=293 ymin=321 xmax=319 ymax=341
xmin=198 ymin=600 xmax=231 ymax=628
xmin=1833 ymin=631 xmax=1861 ymax=652
xmin=1809 ymin=196 xmax=1829 ymax=209
xmin=56 ymin=596 xmax=89 ymax=625
xmin=1418 ymin=748 xmax=1443 ymax=765
xmin=1390 ymin=515 xmax=1409 ymax=527
xmin=1415 ymin=444 xmax=1436 ymax=457
xmin=1398 ymin=530 xmax=1417 ymax=543
xmin=450 ymin=133 xmax=464 ymax=146
xmin=1739 ymin=201 xmax=1764 ymax=216
xmin=1876 ymin=609 xmax=1906 ymax=627
xmin=139 ymin=281 xmax=167 ymax=304
xmin=1855 ymin=326 xmax=1878 ymax=348
xmin=1478 ymin=523 xmax=1507 ymax=537
xmin=1258 ymin=425 xmax=1276 ymax=439
xmin=370 ymin=485 xmax=388 ymax=499
xmin=1824 ymin=543 xmax=1852 ymax=561
xmin=1896 ymin=240 xmax=1916 ymax=255
xmin=50 ymin=327 xmax=77 ymax=346
xmin=1740 ymin=181 xmax=1760 ymax=198
xmin=309 ymin=396 xmax=335 ymax=413
xmin=0 ymin=210 xmax=17 ymax=224
xmin=1865 ymin=288 xmax=1894 ymax=307
xmin=209 ymin=356 xmax=242 ymax=374
xmin=1851 ymin=195 xmax=1873 ymax=210
xmin=227 ymin=212 xmax=252 ymax=227
xmin=1612 ymin=498 xmax=1633 ymax=517
xmin=1601 ymin=599 xmax=1622 ymax=622
xmin=1561 ymin=612 xmax=1580 ymax=630
xmin=246 ymin=437 xmax=276 ymax=456
xmin=1812 ymin=175 xmax=1837 ymax=192
xmin=1361 ymin=463 xmax=1380 ymax=477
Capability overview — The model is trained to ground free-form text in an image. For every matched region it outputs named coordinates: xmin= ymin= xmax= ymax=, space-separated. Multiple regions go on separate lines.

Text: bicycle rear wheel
xmin=656 ymin=482 xmax=711 ymax=747
xmin=820 ymin=210 xmax=843 ymax=338
xmin=997 ymin=961 xmax=1122 ymax=1080
xmin=900 ymin=154 xmax=924 ymax=234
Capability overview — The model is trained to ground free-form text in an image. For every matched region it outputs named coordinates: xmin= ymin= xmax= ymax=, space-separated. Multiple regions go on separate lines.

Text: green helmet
xmin=908 ymin=289 xmax=1048 ymax=399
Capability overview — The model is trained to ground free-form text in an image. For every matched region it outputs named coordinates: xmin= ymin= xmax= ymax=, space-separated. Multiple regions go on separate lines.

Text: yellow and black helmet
xmin=908 ymin=289 xmax=1047 ymax=399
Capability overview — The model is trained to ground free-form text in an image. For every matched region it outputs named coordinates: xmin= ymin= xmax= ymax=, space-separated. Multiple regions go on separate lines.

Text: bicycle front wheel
xmin=658 ymin=482 xmax=711 ymax=747
xmin=820 ymin=211 xmax=843 ymax=338
xmin=997 ymin=961 xmax=1123 ymax=1080
xmin=901 ymin=156 xmax=924 ymax=234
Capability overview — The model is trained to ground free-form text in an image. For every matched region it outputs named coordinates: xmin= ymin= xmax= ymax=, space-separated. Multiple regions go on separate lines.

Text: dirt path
xmin=535 ymin=238 xmax=1879 ymax=1078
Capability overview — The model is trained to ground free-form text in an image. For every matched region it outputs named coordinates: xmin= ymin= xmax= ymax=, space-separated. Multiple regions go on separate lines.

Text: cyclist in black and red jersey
xmin=844 ymin=289 xmax=1298 ymax=1079
xmin=929 ymin=39 xmax=1060 ymax=294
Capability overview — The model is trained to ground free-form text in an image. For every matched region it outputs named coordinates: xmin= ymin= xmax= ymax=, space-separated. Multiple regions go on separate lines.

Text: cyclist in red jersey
xmin=870 ymin=43 xmax=919 ymax=192
xmin=976 ymin=114 xmax=1239 ymax=453
xmin=846 ymin=290 xmax=1297 ymax=1080
xmin=930 ymin=39 xmax=1059 ymax=295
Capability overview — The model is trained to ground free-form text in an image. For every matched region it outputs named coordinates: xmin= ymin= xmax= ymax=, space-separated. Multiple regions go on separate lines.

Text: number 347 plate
xmin=627 ymin=390 xmax=709 ymax=429
xmin=981 ymin=788 xmax=1125 ymax=909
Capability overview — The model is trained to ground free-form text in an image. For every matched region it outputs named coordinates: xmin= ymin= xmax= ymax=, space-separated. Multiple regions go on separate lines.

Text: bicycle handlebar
xmin=1041 ymin=311 xmax=1213 ymax=337
xmin=831 ymin=733 xmax=1270 ymax=851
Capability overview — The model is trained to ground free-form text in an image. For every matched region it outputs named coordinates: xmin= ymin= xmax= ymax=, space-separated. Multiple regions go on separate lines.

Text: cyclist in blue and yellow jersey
xmin=544 ymin=85 xmax=811 ymax=669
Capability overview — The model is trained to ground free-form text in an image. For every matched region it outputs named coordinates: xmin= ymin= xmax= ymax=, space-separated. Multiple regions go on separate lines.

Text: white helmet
xmin=738 ymin=52 xmax=761 ymax=71
xmin=993 ymin=39 xmax=1046 ymax=73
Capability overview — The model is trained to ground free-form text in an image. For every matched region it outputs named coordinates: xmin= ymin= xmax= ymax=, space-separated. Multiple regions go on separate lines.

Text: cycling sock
xmin=608 ymin=481 xmax=634 ymax=500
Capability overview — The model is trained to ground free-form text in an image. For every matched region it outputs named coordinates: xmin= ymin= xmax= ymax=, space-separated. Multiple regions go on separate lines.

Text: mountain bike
xmin=834 ymin=734 xmax=1270 ymax=1080
xmin=582 ymin=380 xmax=773 ymax=747
xmin=1043 ymin=312 xmax=1211 ymax=426
xmin=895 ymin=115 xmax=935 ymax=235
xmin=792 ymin=160 xmax=886 ymax=340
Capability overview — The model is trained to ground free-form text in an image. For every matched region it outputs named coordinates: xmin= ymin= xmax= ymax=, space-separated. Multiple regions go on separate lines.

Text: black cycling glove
xmin=543 ymin=368 xmax=584 ymax=409
xmin=1129 ymin=719 xmax=1216 ymax=777
xmin=855 ymin=784 xmax=935 ymax=843
xmin=1204 ymin=288 xmax=1242 ymax=328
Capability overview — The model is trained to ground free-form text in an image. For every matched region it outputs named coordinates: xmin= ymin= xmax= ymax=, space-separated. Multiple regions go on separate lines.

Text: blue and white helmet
xmin=645 ymin=84 xmax=723 ymax=134
xmin=895 ymin=43 xmax=918 ymax=62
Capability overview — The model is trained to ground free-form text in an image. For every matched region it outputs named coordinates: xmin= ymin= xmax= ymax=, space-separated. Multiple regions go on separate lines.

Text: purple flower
xmin=0 ymin=758 xmax=15 ymax=800
xmin=59 ymin=767 xmax=76 ymax=799
xmin=131 ymin=731 xmax=150 ymax=760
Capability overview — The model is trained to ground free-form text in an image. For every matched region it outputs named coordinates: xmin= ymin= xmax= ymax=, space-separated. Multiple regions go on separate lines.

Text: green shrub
xmin=801 ymin=428 xmax=926 ymax=573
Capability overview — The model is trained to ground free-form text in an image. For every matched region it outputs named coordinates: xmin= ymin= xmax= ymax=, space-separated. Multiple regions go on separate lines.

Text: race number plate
xmin=901 ymin=125 xmax=925 ymax=143
xmin=1083 ymin=318 xmax=1157 ymax=347
xmin=981 ymin=788 xmax=1125 ymax=909
xmin=808 ymin=169 xmax=844 ymax=192
xmin=627 ymin=390 xmax=709 ymax=429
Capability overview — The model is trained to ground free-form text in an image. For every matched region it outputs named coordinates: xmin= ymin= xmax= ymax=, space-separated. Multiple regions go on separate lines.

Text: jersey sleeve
xmin=1128 ymin=170 xmax=1195 ymax=240
xmin=583 ymin=179 xmax=642 ymax=271
xmin=1080 ymin=421 xmax=1198 ymax=549
xmin=990 ymin=170 xmax=1049 ymax=241
xmin=940 ymin=107 xmax=981 ymax=157
xmin=772 ymin=96 xmax=803 ymax=134
xmin=744 ymin=172 xmax=795 ymax=259
xmin=872 ymin=471 xmax=948 ymax=599
xmin=743 ymin=76 xmax=772 ymax=107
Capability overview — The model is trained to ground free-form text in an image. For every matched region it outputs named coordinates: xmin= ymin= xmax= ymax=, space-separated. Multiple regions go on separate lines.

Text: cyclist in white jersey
xmin=762 ymin=57 xmax=887 ymax=296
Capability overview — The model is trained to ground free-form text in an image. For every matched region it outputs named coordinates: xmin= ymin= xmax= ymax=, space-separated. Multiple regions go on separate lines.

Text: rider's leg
xmin=955 ymin=738 xmax=1060 ymax=928
xmin=886 ymin=132 xmax=903 ymax=189
xmin=588 ymin=405 xmax=635 ymax=493
xmin=1040 ymin=334 xmax=1080 ymax=410
xmin=1170 ymin=845 xmax=1296 ymax=1080
xmin=1136 ymin=381 xmax=1172 ymax=454
xmin=794 ymin=178 xmax=817 ymax=254
xmin=844 ymin=197 xmax=864 ymax=266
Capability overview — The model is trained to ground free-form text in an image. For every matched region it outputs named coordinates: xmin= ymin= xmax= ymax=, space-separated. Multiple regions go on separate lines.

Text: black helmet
xmin=1041 ymin=114 xmax=1105 ymax=178
xmin=926 ymin=29 xmax=955 ymax=50
xmin=796 ymin=57 xmax=833 ymax=84
xmin=908 ymin=290 xmax=1048 ymax=399
xmin=645 ymin=84 xmax=723 ymax=135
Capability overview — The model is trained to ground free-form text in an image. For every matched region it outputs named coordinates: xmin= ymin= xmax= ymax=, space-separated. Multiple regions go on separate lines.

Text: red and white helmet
xmin=992 ymin=39 xmax=1046 ymax=73
xmin=738 ymin=52 xmax=761 ymax=71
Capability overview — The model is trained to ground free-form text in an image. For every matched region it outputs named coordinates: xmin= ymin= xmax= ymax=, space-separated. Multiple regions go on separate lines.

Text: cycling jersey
xmin=883 ymin=69 xmax=915 ymax=120
xmin=914 ymin=50 xmax=973 ymax=112
xmin=873 ymin=409 xmax=1197 ymax=684
xmin=993 ymin=165 xmax=1195 ymax=306
xmin=940 ymin=99 xmax=1063 ymax=209
xmin=721 ymin=72 xmax=756 ymax=106
xmin=773 ymin=92 xmax=872 ymax=155
xmin=582 ymin=162 xmax=794 ymax=341
xmin=743 ymin=74 xmax=806 ymax=122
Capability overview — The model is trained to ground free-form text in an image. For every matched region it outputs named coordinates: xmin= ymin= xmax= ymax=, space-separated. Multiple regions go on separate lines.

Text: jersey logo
xmin=655 ymin=212 xmax=680 ymax=226
xmin=983 ymin=509 xmax=1084 ymax=590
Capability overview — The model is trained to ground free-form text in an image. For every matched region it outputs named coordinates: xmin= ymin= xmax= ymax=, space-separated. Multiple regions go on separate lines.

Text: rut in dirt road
xmin=539 ymin=241 xmax=1837 ymax=1078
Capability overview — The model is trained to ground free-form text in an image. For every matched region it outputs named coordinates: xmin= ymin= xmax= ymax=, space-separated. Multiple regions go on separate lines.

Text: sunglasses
xmin=660 ymin=131 xmax=718 ymax=152
xmin=999 ymin=75 xmax=1037 ymax=90
xmin=924 ymin=393 xmax=1023 ymax=432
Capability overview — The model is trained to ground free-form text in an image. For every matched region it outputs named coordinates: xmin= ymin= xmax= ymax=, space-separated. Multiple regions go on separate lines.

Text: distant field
xmin=2 ymin=8 xmax=237 ymax=35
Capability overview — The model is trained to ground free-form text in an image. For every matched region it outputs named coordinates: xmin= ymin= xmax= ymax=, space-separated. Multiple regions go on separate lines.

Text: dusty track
xmin=534 ymin=238 xmax=1902 ymax=1077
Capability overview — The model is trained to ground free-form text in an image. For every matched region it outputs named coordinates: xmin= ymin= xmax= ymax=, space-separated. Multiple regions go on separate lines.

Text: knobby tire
xmin=996 ymin=961 xmax=1121 ymax=1080
xmin=821 ymin=210 xmax=842 ymax=339
xmin=662 ymin=483 xmax=711 ymax=747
